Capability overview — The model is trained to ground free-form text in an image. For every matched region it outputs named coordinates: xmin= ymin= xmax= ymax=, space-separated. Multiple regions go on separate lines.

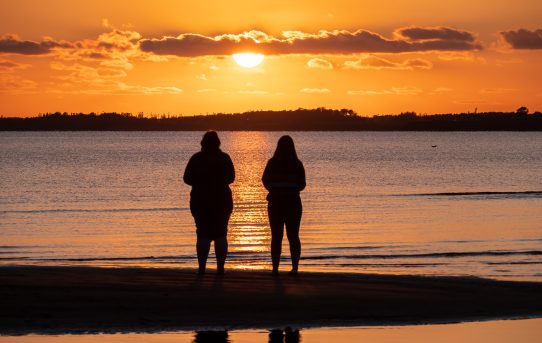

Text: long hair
xmin=201 ymin=130 xmax=221 ymax=152
xmin=272 ymin=135 xmax=299 ymax=161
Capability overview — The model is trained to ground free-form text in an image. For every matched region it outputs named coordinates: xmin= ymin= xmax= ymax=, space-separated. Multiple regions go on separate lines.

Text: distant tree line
xmin=1 ymin=107 xmax=541 ymax=131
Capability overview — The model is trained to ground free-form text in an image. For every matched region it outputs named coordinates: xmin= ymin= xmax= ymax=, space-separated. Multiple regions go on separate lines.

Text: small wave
xmin=302 ymin=250 xmax=542 ymax=260
xmin=14 ymin=255 xmax=195 ymax=262
xmin=397 ymin=191 xmax=542 ymax=198
xmin=0 ymin=245 xmax=42 ymax=249
xmin=306 ymin=262 xmax=448 ymax=267
xmin=2 ymin=250 xmax=540 ymax=264
xmin=310 ymin=246 xmax=384 ymax=251
xmin=486 ymin=261 xmax=542 ymax=265
xmin=517 ymin=238 xmax=542 ymax=242
xmin=0 ymin=207 xmax=188 ymax=215
xmin=0 ymin=251 xmax=270 ymax=263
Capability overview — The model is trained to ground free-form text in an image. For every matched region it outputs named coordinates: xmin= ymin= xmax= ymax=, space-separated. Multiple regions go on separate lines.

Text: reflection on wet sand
xmin=193 ymin=331 xmax=229 ymax=343
xmin=192 ymin=329 xmax=300 ymax=343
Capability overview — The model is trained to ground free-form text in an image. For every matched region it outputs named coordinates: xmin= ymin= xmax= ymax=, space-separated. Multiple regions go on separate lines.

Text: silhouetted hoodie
xmin=183 ymin=133 xmax=235 ymax=214
xmin=262 ymin=136 xmax=305 ymax=199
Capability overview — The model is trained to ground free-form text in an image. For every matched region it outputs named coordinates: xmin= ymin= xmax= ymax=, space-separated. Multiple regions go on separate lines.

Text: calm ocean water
xmin=1 ymin=132 xmax=541 ymax=281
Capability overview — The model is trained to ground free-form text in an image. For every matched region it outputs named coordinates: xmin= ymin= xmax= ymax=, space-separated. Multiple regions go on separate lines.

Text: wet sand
xmin=1 ymin=266 xmax=541 ymax=334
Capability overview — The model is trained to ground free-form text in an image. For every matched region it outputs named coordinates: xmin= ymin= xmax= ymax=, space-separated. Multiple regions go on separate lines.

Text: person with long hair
xmin=262 ymin=135 xmax=306 ymax=275
xmin=183 ymin=131 xmax=235 ymax=275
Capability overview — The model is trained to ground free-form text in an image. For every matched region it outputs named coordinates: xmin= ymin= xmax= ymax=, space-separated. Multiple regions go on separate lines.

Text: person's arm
xmin=297 ymin=161 xmax=306 ymax=191
xmin=225 ymin=154 xmax=235 ymax=185
xmin=183 ymin=155 xmax=196 ymax=186
xmin=262 ymin=160 xmax=273 ymax=191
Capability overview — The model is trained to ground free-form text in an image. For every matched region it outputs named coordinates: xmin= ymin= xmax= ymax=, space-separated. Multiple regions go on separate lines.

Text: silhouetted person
xmin=184 ymin=131 xmax=235 ymax=275
xmin=193 ymin=330 xmax=229 ymax=343
xmin=262 ymin=136 xmax=306 ymax=275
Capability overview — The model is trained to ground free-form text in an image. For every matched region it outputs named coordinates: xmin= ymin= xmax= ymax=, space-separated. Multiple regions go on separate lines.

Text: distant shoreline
xmin=1 ymin=108 xmax=542 ymax=131
xmin=1 ymin=266 xmax=542 ymax=335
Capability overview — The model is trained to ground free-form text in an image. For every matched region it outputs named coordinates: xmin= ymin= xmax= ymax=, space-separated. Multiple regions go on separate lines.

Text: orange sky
xmin=1 ymin=0 xmax=541 ymax=117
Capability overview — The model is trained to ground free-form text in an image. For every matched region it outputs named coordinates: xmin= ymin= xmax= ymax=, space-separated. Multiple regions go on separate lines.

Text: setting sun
xmin=232 ymin=53 xmax=265 ymax=68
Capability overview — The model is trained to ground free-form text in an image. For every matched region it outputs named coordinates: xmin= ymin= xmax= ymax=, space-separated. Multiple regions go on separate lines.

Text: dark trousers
xmin=268 ymin=195 xmax=302 ymax=271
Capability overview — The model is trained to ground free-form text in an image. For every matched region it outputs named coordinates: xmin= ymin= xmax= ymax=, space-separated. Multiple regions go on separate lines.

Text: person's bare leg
xmin=286 ymin=228 xmax=301 ymax=274
xmin=214 ymin=236 xmax=228 ymax=274
xmin=286 ymin=203 xmax=302 ymax=275
xmin=196 ymin=237 xmax=211 ymax=274
xmin=271 ymin=225 xmax=284 ymax=275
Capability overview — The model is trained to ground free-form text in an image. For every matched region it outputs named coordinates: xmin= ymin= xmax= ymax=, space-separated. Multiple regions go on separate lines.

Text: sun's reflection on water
xmin=226 ymin=132 xmax=274 ymax=263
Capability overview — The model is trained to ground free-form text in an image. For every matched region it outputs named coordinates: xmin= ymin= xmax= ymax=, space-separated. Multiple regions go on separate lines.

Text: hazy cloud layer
xmin=479 ymin=88 xmax=517 ymax=94
xmin=501 ymin=29 xmax=542 ymax=49
xmin=300 ymin=88 xmax=331 ymax=93
xmin=0 ymin=74 xmax=37 ymax=94
xmin=140 ymin=27 xmax=482 ymax=56
xmin=0 ymin=59 xmax=30 ymax=71
xmin=344 ymin=55 xmax=432 ymax=70
xmin=428 ymin=87 xmax=453 ymax=95
xmin=237 ymin=90 xmax=270 ymax=95
xmin=347 ymin=87 xmax=423 ymax=96
xmin=306 ymin=58 xmax=333 ymax=69
xmin=49 ymin=61 xmax=182 ymax=95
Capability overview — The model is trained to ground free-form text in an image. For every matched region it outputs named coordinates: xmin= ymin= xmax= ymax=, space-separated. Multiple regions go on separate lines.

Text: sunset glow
xmin=0 ymin=0 xmax=541 ymax=116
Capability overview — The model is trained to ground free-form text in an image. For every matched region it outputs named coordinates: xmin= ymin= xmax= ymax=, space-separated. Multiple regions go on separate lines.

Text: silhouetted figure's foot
xmin=216 ymin=268 xmax=225 ymax=276
xmin=268 ymin=329 xmax=284 ymax=342
xmin=285 ymin=327 xmax=300 ymax=343
xmin=194 ymin=330 xmax=229 ymax=343
xmin=288 ymin=269 xmax=298 ymax=277
xmin=272 ymin=269 xmax=279 ymax=277
xmin=197 ymin=268 xmax=206 ymax=276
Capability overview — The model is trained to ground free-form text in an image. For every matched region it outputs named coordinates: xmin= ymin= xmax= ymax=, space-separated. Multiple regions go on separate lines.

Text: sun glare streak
xmin=232 ymin=53 xmax=265 ymax=68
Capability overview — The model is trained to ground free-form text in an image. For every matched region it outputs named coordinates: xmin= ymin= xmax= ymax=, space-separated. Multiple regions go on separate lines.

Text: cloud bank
xmin=139 ymin=27 xmax=482 ymax=57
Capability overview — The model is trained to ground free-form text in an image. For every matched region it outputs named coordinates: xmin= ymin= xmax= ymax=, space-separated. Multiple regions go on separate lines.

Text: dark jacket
xmin=183 ymin=149 xmax=235 ymax=215
xmin=262 ymin=158 xmax=305 ymax=200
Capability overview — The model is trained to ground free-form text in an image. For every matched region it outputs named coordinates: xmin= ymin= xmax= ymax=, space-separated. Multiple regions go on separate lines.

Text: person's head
xmin=201 ymin=130 xmax=220 ymax=152
xmin=273 ymin=135 xmax=298 ymax=160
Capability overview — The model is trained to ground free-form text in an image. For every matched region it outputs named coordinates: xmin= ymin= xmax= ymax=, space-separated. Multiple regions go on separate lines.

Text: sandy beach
xmin=1 ymin=266 xmax=541 ymax=334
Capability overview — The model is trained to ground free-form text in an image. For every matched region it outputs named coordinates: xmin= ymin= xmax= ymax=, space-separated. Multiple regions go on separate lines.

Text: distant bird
xmin=431 ymin=145 xmax=437 ymax=148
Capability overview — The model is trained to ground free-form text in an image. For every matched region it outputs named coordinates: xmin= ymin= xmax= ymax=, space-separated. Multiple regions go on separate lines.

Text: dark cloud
xmin=501 ymin=29 xmax=542 ymax=49
xmin=0 ymin=35 xmax=70 ymax=55
xmin=140 ymin=27 xmax=482 ymax=57
xmin=397 ymin=27 xmax=475 ymax=42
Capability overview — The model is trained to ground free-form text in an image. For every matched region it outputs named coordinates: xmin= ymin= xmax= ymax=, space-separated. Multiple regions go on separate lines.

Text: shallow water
xmin=1 ymin=318 xmax=541 ymax=342
xmin=1 ymin=132 xmax=541 ymax=280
